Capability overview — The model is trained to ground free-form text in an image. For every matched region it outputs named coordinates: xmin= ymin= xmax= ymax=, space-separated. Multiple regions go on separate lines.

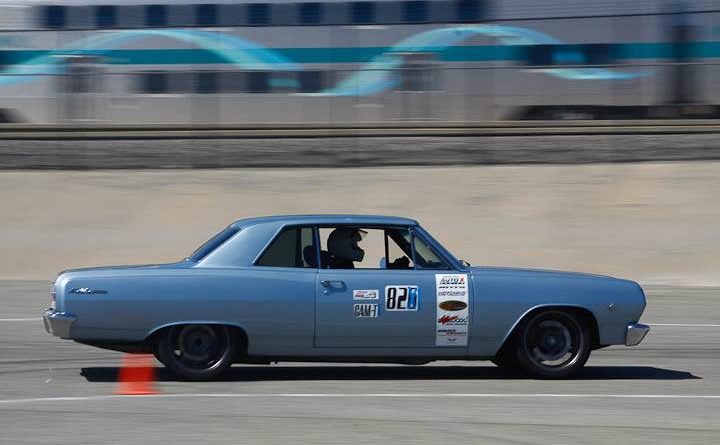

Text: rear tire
xmin=156 ymin=324 xmax=235 ymax=381
xmin=513 ymin=310 xmax=592 ymax=379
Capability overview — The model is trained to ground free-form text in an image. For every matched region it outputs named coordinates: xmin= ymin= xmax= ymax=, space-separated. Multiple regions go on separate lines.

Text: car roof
xmin=230 ymin=214 xmax=418 ymax=228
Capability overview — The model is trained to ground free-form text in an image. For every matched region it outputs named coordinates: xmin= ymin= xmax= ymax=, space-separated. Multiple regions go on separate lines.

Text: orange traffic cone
xmin=114 ymin=353 xmax=158 ymax=395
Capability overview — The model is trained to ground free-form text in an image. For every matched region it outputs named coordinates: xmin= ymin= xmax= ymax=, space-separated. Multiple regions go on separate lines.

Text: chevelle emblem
xmin=70 ymin=287 xmax=108 ymax=295
xmin=438 ymin=300 xmax=467 ymax=311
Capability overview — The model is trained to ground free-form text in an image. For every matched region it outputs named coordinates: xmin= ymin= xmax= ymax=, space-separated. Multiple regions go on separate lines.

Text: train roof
xmin=0 ymin=0 xmax=716 ymax=23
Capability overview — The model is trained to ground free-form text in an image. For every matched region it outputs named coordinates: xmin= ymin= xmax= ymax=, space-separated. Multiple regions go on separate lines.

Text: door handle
xmin=320 ymin=280 xmax=345 ymax=288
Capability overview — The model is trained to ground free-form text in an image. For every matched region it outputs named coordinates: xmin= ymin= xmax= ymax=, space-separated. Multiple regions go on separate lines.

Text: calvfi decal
xmin=353 ymin=289 xmax=379 ymax=300
xmin=354 ymin=303 xmax=378 ymax=318
xmin=435 ymin=274 xmax=469 ymax=346
xmin=384 ymin=285 xmax=419 ymax=311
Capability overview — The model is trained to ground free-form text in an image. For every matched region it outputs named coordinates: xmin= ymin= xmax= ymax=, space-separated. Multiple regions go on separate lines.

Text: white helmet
xmin=327 ymin=228 xmax=366 ymax=262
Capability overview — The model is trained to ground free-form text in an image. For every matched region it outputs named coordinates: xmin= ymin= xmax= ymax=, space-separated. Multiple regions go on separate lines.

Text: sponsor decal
xmin=384 ymin=285 xmax=419 ymax=311
xmin=438 ymin=315 xmax=468 ymax=325
xmin=353 ymin=289 xmax=379 ymax=300
xmin=353 ymin=303 xmax=378 ymax=318
xmin=435 ymin=274 xmax=469 ymax=346
xmin=438 ymin=300 xmax=467 ymax=311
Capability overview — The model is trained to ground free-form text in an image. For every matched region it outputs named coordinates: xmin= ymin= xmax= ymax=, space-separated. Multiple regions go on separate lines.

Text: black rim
xmin=524 ymin=313 xmax=582 ymax=369
xmin=167 ymin=325 xmax=229 ymax=373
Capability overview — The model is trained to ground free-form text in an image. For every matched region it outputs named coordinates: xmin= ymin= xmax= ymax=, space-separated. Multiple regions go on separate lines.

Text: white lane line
xmin=649 ymin=323 xmax=720 ymax=327
xmin=1 ymin=393 xmax=719 ymax=405
xmin=0 ymin=318 xmax=41 ymax=322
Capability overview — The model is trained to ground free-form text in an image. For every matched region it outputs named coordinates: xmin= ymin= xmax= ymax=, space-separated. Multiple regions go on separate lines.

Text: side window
xmin=319 ymin=226 xmax=416 ymax=270
xmin=412 ymin=231 xmax=449 ymax=269
xmin=256 ymin=227 xmax=316 ymax=268
xmin=456 ymin=0 xmax=482 ymax=23
xmin=248 ymin=4 xmax=270 ymax=25
xmin=385 ymin=228 xmax=414 ymax=269
xmin=247 ymin=71 xmax=269 ymax=93
xmin=138 ymin=72 xmax=168 ymax=94
xmin=320 ymin=227 xmax=384 ymax=269
xmin=351 ymin=2 xmax=375 ymax=25
xmin=195 ymin=4 xmax=219 ymax=26
xmin=195 ymin=71 xmax=219 ymax=93
xmin=404 ymin=1 xmax=427 ymax=23
xmin=96 ymin=5 xmax=117 ymax=28
xmin=146 ymin=5 xmax=168 ymax=27
xmin=299 ymin=3 xmax=323 ymax=25
xmin=42 ymin=5 xmax=66 ymax=29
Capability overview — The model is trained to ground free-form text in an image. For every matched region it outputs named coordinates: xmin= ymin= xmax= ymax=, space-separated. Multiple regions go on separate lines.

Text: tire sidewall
xmin=157 ymin=324 xmax=235 ymax=381
xmin=515 ymin=310 xmax=591 ymax=379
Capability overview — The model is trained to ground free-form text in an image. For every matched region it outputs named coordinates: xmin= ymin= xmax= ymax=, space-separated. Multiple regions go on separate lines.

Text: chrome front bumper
xmin=625 ymin=322 xmax=650 ymax=346
xmin=43 ymin=309 xmax=77 ymax=339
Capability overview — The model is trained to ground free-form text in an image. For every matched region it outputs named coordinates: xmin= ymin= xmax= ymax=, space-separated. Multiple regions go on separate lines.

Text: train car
xmin=0 ymin=0 xmax=717 ymax=124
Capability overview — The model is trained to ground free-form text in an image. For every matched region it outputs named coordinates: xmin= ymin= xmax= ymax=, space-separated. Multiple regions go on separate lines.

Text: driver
xmin=327 ymin=228 xmax=366 ymax=269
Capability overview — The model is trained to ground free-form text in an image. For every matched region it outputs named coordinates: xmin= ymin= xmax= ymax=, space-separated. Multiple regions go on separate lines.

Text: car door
xmin=315 ymin=269 xmax=440 ymax=348
xmin=314 ymin=226 xmax=472 ymax=352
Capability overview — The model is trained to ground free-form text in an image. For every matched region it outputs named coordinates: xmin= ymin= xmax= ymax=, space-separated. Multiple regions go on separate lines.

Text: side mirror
xmin=379 ymin=257 xmax=387 ymax=269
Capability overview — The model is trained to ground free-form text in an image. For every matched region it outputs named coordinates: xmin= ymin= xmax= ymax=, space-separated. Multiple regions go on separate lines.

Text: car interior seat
xmin=302 ymin=245 xmax=331 ymax=268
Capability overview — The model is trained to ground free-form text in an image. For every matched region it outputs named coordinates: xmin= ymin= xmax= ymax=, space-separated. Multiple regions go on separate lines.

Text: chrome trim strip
xmin=42 ymin=310 xmax=77 ymax=339
xmin=626 ymin=322 xmax=650 ymax=346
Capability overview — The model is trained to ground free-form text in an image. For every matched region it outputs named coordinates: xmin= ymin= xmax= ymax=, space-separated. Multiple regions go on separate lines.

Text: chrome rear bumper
xmin=625 ymin=322 xmax=650 ymax=346
xmin=43 ymin=309 xmax=77 ymax=339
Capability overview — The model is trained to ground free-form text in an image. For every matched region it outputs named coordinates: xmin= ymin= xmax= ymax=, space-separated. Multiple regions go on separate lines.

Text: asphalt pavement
xmin=1 ymin=281 xmax=718 ymax=444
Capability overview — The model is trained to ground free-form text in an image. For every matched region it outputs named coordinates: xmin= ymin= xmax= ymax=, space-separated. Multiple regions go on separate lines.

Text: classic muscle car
xmin=44 ymin=215 xmax=649 ymax=380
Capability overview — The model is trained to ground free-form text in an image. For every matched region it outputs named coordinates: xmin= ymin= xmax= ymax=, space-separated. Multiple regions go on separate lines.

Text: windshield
xmin=187 ymin=226 xmax=240 ymax=262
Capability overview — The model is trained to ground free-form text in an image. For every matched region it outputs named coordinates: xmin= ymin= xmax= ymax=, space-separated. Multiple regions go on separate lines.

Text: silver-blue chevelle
xmin=44 ymin=215 xmax=650 ymax=380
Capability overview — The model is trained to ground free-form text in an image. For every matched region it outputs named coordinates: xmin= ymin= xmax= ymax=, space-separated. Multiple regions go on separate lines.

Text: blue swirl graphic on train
xmin=0 ymin=25 xmax=650 ymax=95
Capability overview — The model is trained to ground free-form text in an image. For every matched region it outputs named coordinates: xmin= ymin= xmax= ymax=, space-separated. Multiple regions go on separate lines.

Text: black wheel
xmin=156 ymin=324 xmax=235 ymax=381
xmin=514 ymin=310 xmax=591 ymax=379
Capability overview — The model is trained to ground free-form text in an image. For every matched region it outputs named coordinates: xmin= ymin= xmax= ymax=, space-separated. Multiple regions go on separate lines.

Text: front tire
xmin=156 ymin=324 xmax=235 ymax=381
xmin=514 ymin=310 xmax=592 ymax=379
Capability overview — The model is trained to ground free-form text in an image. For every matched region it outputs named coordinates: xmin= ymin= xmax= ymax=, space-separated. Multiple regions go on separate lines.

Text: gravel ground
xmin=1 ymin=133 xmax=720 ymax=169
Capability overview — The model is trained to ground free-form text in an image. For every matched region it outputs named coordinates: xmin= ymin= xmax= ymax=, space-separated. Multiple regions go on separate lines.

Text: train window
xmin=196 ymin=72 xmax=219 ymax=93
xmin=141 ymin=72 xmax=168 ymax=94
xmin=95 ymin=5 xmax=117 ymax=28
xmin=221 ymin=72 xmax=245 ymax=93
xmin=299 ymin=3 xmax=323 ymax=25
xmin=145 ymin=5 xmax=168 ymax=27
xmin=584 ymin=44 xmax=613 ymax=65
xmin=404 ymin=1 xmax=427 ymax=23
xmin=248 ymin=4 xmax=270 ymax=25
xmin=456 ymin=0 xmax=482 ymax=23
xmin=525 ymin=45 xmax=553 ymax=66
xmin=351 ymin=2 xmax=376 ymax=25
xmin=524 ymin=44 xmax=614 ymax=67
xmin=195 ymin=4 xmax=218 ymax=26
xmin=42 ymin=5 xmax=66 ymax=29
xmin=299 ymin=71 xmax=324 ymax=93
xmin=247 ymin=72 xmax=269 ymax=93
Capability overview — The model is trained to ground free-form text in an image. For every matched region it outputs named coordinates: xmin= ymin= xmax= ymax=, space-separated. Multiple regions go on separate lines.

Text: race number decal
xmin=435 ymin=274 xmax=469 ymax=346
xmin=384 ymin=285 xmax=419 ymax=311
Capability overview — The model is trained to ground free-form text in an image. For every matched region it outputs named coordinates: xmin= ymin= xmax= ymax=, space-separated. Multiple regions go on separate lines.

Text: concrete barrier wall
xmin=1 ymin=161 xmax=718 ymax=285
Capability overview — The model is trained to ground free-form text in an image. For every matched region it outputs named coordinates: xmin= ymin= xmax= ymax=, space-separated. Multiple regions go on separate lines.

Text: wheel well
xmin=498 ymin=306 xmax=600 ymax=355
xmin=145 ymin=323 xmax=249 ymax=357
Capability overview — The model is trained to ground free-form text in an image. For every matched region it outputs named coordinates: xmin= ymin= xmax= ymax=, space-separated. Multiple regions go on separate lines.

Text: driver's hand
xmin=389 ymin=256 xmax=411 ymax=269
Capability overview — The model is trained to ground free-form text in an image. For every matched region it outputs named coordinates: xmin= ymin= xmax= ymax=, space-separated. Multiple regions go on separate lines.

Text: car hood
xmin=469 ymin=266 xmax=628 ymax=283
